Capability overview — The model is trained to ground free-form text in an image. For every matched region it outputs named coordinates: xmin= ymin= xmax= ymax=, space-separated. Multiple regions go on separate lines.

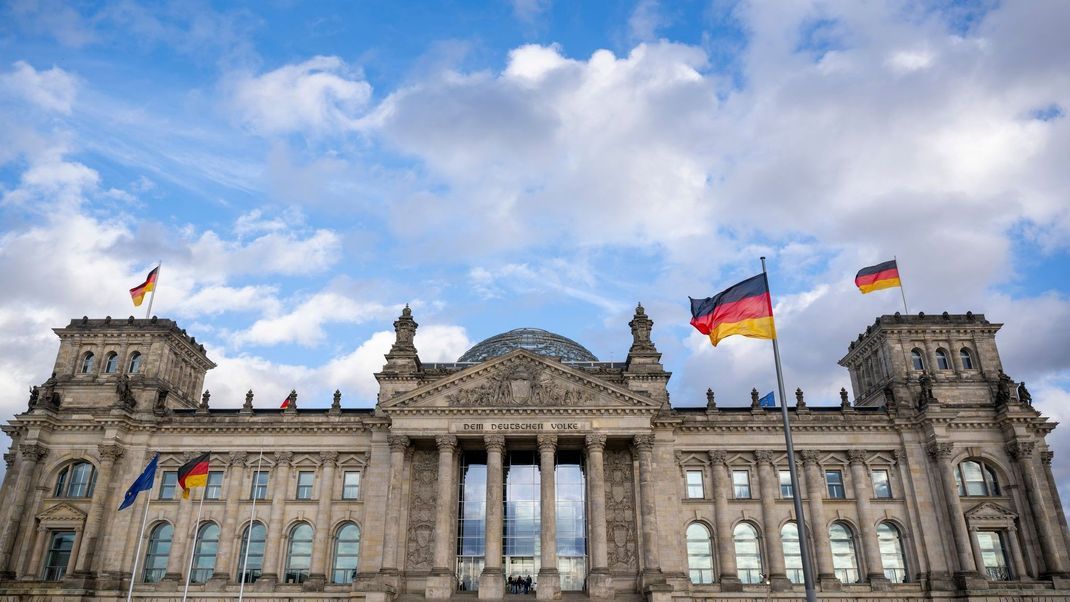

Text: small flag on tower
xmin=689 ymin=273 xmax=776 ymax=346
xmin=129 ymin=266 xmax=159 ymax=307
xmin=118 ymin=453 xmax=159 ymax=511
xmin=854 ymin=260 xmax=901 ymax=294
xmin=176 ymin=452 xmax=210 ymax=500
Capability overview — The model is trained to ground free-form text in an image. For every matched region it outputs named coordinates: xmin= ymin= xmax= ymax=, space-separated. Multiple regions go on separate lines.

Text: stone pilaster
xmin=213 ymin=452 xmax=247 ymax=581
xmin=537 ymin=434 xmax=560 ymax=600
xmin=800 ymin=450 xmax=837 ymax=587
xmin=74 ymin=443 xmax=124 ymax=575
xmin=425 ymin=435 xmax=458 ymax=600
xmin=926 ymin=442 xmax=977 ymax=579
xmin=479 ymin=435 xmax=506 ymax=599
xmin=1007 ymin=440 xmax=1068 ymax=577
xmin=381 ymin=436 xmax=411 ymax=574
xmin=307 ymin=451 xmax=339 ymax=586
xmin=708 ymin=450 xmax=738 ymax=588
xmin=260 ymin=451 xmax=293 ymax=583
xmin=634 ymin=435 xmax=663 ymax=586
xmin=847 ymin=449 xmax=887 ymax=586
xmin=754 ymin=450 xmax=789 ymax=590
xmin=0 ymin=443 xmax=47 ymax=577
xmin=585 ymin=433 xmax=613 ymax=599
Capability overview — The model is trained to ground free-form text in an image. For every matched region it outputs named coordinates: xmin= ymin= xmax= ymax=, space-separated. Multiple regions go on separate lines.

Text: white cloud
xmin=629 ymin=0 xmax=666 ymax=43
xmin=0 ymin=61 xmax=78 ymax=113
xmin=511 ymin=0 xmax=551 ymax=25
xmin=236 ymin=293 xmax=395 ymax=347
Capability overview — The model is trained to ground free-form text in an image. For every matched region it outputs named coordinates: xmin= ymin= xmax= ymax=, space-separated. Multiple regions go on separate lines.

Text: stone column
xmin=479 ymin=435 xmax=506 ymax=599
xmin=1007 ymin=526 xmax=1029 ymax=580
xmin=847 ymin=450 xmax=886 ymax=584
xmin=926 ymin=442 xmax=976 ymax=575
xmin=261 ymin=451 xmax=293 ymax=582
xmin=537 ymin=434 xmax=560 ymax=600
xmin=633 ymin=435 xmax=662 ymax=585
xmin=1007 ymin=440 xmax=1068 ymax=576
xmin=1040 ymin=451 xmax=1070 ymax=567
xmin=754 ymin=451 xmax=789 ymax=590
xmin=74 ymin=443 xmax=124 ymax=574
xmin=167 ymin=475 xmax=201 ymax=580
xmin=708 ymin=451 xmax=738 ymax=586
xmin=585 ymin=433 xmax=613 ymax=599
xmin=968 ymin=527 xmax=987 ymax=578
xmin=309 ymin=451 xmax=339 ymax=585
xmin=382 ymin=436 xmax=411 ymax=574
xmin=800 ymin=450 xmax=836 ymax=584
xmin=213 ymin=452 xmax=247 ymax=580
xmin=426 ymin=435 xmax=458 ymax=600
xmin=0 ymin=443 xmax=47 ymax=577
xmin=26 ymin=526 xmax=48 ymax=579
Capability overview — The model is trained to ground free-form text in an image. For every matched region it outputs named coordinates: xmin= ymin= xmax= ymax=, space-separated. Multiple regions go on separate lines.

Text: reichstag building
xmin=0 ymin=306 xmax=1068 ymax=601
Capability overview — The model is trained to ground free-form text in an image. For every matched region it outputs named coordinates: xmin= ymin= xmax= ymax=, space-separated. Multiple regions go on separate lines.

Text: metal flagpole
xmin=126 ymin=491 xmax=152 ymax=602
xmin=237 ymin=447 xmax=265 ymax=602
xmin=181 ymin=486 xmax=207 ymax=601
xmin=144 ymin=261 xmax=161 ymax=319
xmin=894 ymin=255 xmax=909 ymax=314
xmin=760 ymin=256 xmax=817 ymax=602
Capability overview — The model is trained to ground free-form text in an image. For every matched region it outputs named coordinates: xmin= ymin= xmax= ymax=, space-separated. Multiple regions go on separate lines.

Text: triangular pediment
xmin=964 ymin=501 xmax=1017 ymax=521
xmin=383 ymin=350 xmax=659 ymax=411
xmin=37 ymin=502 xmax=87 ymax=523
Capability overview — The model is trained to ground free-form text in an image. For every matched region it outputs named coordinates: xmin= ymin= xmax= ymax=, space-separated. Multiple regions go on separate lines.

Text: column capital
xmin=3 ymin=451 xmax=13 ymax=469
xmin=847 ymin=449 xmax=868 ymax=465
xmin=1042 ymin=451 xmax=1054 ymax=465
xmin=435 ymin=434 xmax=458 ymax=451
xmin=632 ymin=434 xmax=654 ymax=452
xmin=1006 ymin=440 xmax=1035 ymax=460
xmin=19 ymin=443 xmax=48 ymax=462
xmin=754 ymin=449 xmax=774 ymax=466
xmin=708 ymin=450 xmax=728 ymax=466
xmin=584 ymin=433 xmax=607 ymax=451
xmin=537 ymin=434 xmax=558 ymax=453
xmin=388 ymin=435 xmax=411 ymax=451
xmin=799 ymin=449 xmax=821 ymax=466
xmin=484 ymin=434 xmax=506 ymax=453
xmin=98 ymin=443 xmax=124 ymax=463
xmin=926 ymin=441 xmax=953 ymax=459
xmin=274 ymin=451 xmax=294 ymax=466
xmin=228 ymin=451 xmax=247 ymax=466
xmin=320 ymin=450 xmax=339 ymax=465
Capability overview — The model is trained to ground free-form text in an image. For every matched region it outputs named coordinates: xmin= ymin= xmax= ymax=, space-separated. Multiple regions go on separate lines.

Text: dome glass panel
xmin=458 ymin=328 xmax=597 ymax=363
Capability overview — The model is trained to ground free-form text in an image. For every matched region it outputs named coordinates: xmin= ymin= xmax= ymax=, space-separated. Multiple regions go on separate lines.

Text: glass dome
xmin=458 ymin=328 xmax=597 ymax=363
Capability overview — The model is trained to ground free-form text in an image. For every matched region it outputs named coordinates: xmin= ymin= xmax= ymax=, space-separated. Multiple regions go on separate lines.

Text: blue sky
xmin=1 ymin=0 xmax=1070 ymax=489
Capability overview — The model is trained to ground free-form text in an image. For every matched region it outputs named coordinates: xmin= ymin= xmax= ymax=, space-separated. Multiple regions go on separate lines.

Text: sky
xmin=1 ymin=0 xmax=1069 ymax=502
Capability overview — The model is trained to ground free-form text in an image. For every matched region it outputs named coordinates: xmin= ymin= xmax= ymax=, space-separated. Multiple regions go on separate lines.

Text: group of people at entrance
xmin=508 ymin=575 xmax=533 ymax=594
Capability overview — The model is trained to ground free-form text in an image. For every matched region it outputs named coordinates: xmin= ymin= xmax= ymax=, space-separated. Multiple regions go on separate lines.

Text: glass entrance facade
xmin=457 ymin=451 xmax=487 ymax=592
xmin=556 ymin=450 xmax=587 ymax=591
xmin=505 ymin=451 xmax=541 ymax=586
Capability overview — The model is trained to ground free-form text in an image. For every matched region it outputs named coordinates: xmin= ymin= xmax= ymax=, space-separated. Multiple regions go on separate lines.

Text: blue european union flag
xmin=118 ymin=453 xmax=159 ymax=511
xmin=759 ymin=391 xmax=776 ymax=407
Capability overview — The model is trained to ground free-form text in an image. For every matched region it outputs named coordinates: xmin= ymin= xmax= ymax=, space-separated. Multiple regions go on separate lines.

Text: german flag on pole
xmin=129 ymin=266 xmax=159 ymax=307
xmin=177 ymin=452 xmax=210 ymax=500
xmin=855 ymin=260 xmax=901 ymax=294
xmin=690 ymin=273 xmax=776 ymax=346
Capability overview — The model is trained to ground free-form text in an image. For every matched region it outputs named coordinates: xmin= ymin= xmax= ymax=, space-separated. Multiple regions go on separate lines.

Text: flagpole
xmin=894 ymin=255 xmax=909 ymax=314
xmin=126 ymin=492 xmax=152 ymax=602
xmin=760 ymin=256 xmax=817 ymax=602
xmin=237 ymin=447 xmax=264 ymax=602
xmin=144 ymin=261 xmax=161 ymax=319
xmin=181 ymin=487 xmax=206 ymax=601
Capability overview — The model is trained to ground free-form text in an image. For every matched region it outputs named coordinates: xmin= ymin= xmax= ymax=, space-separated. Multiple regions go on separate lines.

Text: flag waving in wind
xmin=129 ymin=266 xmax=159 ymax=307
xmin=118 ymin=453 xmax=159 ymax=510
xmin=177 ymin=452 xmax=210 ymax=499
xmin=854 ymin=260 xmax=901 ymax=294
xmin=689 ymin=273 xmax=776 ymax=346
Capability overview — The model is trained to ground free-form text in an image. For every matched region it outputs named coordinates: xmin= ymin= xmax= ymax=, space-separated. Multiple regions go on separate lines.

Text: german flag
xmin=177 ymin=452 xmax=210 ymax=499
xmin=855 ymin=260 xmax=901 ymax=294
xmin=690 ymin=273 xmax=776 ymax=346
xmin=129 ymin=266 xmax=159 ymax=307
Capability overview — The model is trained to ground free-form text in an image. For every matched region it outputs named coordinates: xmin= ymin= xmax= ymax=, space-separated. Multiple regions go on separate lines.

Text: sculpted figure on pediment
xmin=446 ymin=361 xmax=597 ymax=407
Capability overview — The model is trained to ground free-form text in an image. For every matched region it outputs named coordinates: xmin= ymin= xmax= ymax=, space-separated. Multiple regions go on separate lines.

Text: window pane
xmin=686 ymin=471 xmax=704 ymax=498
xmin=251 ymin=471 xmax=269 ymax=500
xmin=782 ymin=523 xmax=803 ymax=584
xmin=160 ymin=471 xmax=178 ymax=500
xmin=829 ymin=523 xmax=859 ymax=583
xmin=826 ymin=470 xmax=845 ymax=499
xmin=733 ymin=523 xmax=762 ymax=583
xmin=960 ymin=349 xmax=974 ymax=369
xmin=297 ymin=471 xmax=314 ymax=499
xmin=143 ymin=524 xmax=173 ymax=583
xmin=343 ymin=471 xmax=361 ymax=499
xmin=192 ymin=524 xmax=220 ymax=583
xmin=877 ymin=523 xmax=907 ymax=583
xmin=733 ymin=471 xmax=750 ymax=499
xmin=206 ymin=471 xmax=224 ymax=500
xmin=43 ymin=531 xmax=76 ymax=581
xmin=977 ymin=531 xmax=1010 ymax=580
xmin=779 ymin=470 xmax=793 ymax=498
xmin=936 ymin=350 xmax=950 ymax=370
xmin=911 ymin=349 xmax=924 ymax=370
xmin=872 ymin=470 xmax=892 ymax=498
xmin=128 ymin=352 xmax=142 ymax=373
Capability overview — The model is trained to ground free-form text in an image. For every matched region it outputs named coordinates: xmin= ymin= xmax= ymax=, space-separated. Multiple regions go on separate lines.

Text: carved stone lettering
xmin=406 ymin=449 xmax=438 ymax=571
xmin=604 ymin=448 xmax=638 ymax=572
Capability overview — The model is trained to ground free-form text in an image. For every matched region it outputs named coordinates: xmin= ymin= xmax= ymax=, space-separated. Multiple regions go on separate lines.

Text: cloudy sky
xmin=1 ymin=0 xmax=1069 ymax=497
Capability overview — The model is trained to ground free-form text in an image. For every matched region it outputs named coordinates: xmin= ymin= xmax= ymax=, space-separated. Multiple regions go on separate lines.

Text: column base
xmin=866 ymin=572 xmax=891 ymax=591
xmin=1048 ymin=574 xmax=1070 ymax=589
xmin=768 ymin=574 xmax=793 ymax=592
xmin=588 ymin=569 xmax=614 ymax=599
xmin=94 ymin=570 xmax=123 ymax=590
xmin=479 ymin=568 xmax=505 ymax=599
xmin=425 ymin=569 xmax=456 ymax=599
xmin=303 ymin=572 xmax=327 ymax=591
xmin=718 ymin=575 xmax=743 ymax=592
xmin=817 ymin=573 xmax=841 ymax=590
xmin=642 ymin=581 xmax=673 ymax=602
xmin=954 ymin=571 xmax=988 ymax=590
xmin=537 ymin=567 xmax=560 ymax=600
xmin=638 ymin=568 xmax=664 ymax=590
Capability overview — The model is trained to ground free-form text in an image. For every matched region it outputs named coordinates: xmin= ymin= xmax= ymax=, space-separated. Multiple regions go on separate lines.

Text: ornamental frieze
xmin=446 ymin=363 xmax=596 ymax=407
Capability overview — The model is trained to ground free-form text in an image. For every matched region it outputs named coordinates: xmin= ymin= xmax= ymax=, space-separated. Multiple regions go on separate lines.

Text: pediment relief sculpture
xmin=37 ymin=501 xmax=87 ymax=524
xmin=964 ymin=501 xmax=1018 ymax=525
xmin=447 ymin=363 xmax=598 ymax=408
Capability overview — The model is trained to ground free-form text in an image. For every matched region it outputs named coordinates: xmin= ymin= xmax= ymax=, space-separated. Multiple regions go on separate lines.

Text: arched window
xmin=955 ymin=460 xmax=1000 ymax=496
xmin=829 ymin=523 xmax=860 ymax=583
xmin=143 ymin=523 xmax=173 ymax=583
xmin=686 ymin=523 xmax=714 ymax=584
xmin=733 ymin=523 xmax=763 ymax=584
xmin=877 ymin=523 xmax=907 ymax=583
xmin=781 ymin=522 xmax=804 ymax=584
xmin=80 ymin=352 xmax=95 ymax=374
xmin=191 ymin=523 xmax=219 ymax=584
xmin=128 ymin=351 xmax=142 ymax=374
xmin=237 ymin=521 xmax=266 ymax=583
xmin=935 ymin=348 xmax=950 ymax=370
xmin=959 ymin=348 xmax=974 ymax=370
xmin=285 ymin=523 xmax=314 ymax=584
xmin=54 ymin=461 xmax=96 ymax=498
xmin=332 ymin=523 xmax=360 ymax=584
xmin=910 ymin=348 xmax=924 ymax=371
xmin=103 ymin=352 xmax=119 ymax=373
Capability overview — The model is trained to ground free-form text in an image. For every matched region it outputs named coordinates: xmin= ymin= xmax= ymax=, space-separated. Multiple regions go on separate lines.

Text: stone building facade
xmin=0 ymin=308 xmax=1068 ymax=601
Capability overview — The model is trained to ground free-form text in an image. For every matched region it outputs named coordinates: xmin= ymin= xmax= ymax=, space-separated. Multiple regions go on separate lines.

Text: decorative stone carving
xmin=320 ymin=451 xmax=339 ymax=465
xmin=1017 ymin=382 xmax=1032 ymax=405
xmin=116 ymin=373 xmax=135 ymax=409
xmin=628 ymin=303 xmax=656 ymax=353
xmin=708 ymin=450 xmax=727 ymax=466
xmin=27 ymin=385 xmax=39 ymax=411
xmin=918 ymin=373 xmax=935 ymax=407
xmin=585 ymin=433 xmax=607 ymax=451
xmin=754 ymin=449 xmax=774 ymax=465
xmin=435 ymin=435 xmax=457 ymax=451
xmin=799 ymin=450 xmax=821 ymax=466
xmin=284 ymin=389 xmax=298 ymax=411
xmin=632 ymin=434 xmax=653 ymax=452
xmin=1006 ymin=440 xmax=1035 ymax=460
xmin=197 ymin=389 xmax=210 ymax=412
xmin=795 ymin=387 xmax=806 ymax=409
xmin=750 ymin=388 xmax=760 ymax=409
xmin=243 ymin=390 xmax=254 ymax=412
xmin=926 ymin=442 xmax=953 ymax=459
xmin=604 ymin=448 xmax=639 ymax=572
xmin=98 ymin=443 xmax=124 ymax=463
xmin=40 ymin=372 xmax=60 ymax=409
xmin=537 ymin=434 xmax=557 ymax=453
xmin=274 ymin=451 xmax=294 ymax=466
xmin=840 ymin=387 xmax=851 ymax=409
xmin=1042 ymin=451 xmax=1054 ymax=465
xmin=388 ymin=435 xmax=411 ymax=452
xmin=19 ymin=443 xmax=48 ymax=462
xmin=705 ymin=388 xmax=716 ymax=410
xmin=847 ymin=449 xmax=867 ymax=465
xmin=228 ymin=451 xmax=246 ymax=466
xmin=484 ymin=435 xmax=506 ymax=453
xmin=405 ymin=449 xmax=438 ymax=571
xmin=331 ymin=390 xmax=342 ymax=411
xmin=995 ymin=372 xmax=1013 ymax=406
xmin=446 ymin=361 xmax=597 ymax=407
xmin=3 ymin=451 xmax=14 ymax=469
xmin=154 ymin=389 xmax=169 ymax=415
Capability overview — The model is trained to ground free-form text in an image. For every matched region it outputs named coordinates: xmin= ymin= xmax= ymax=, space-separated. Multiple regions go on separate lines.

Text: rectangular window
xmin=685 ymin=470 xmax=704 ymax=499
xmin=296 ymin=471 xmax=315 ymax=500
xmin=205 ymin=471 xmax=224 ymax=500
xmin=779 ymin=470 xmax=794 ymax=498
xmin=250 ymin=471 xmax=269 ymax=500
xmin=977 ymin=531 xmax=1010 ymax=580
xmin=42 ymin=530 xmax=76 ymax=581
xmin=872 ymin=469 xmax=892 ymax=499
xmin=826 ymin=470 xmax=845 ymax=499
xmin=159 ymin=471 xmax=178 ymax=500
xmin=342 ymin=471 xmax=361 ymax=500
xmin=732 ymin=470 xmax=751 ymax=499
